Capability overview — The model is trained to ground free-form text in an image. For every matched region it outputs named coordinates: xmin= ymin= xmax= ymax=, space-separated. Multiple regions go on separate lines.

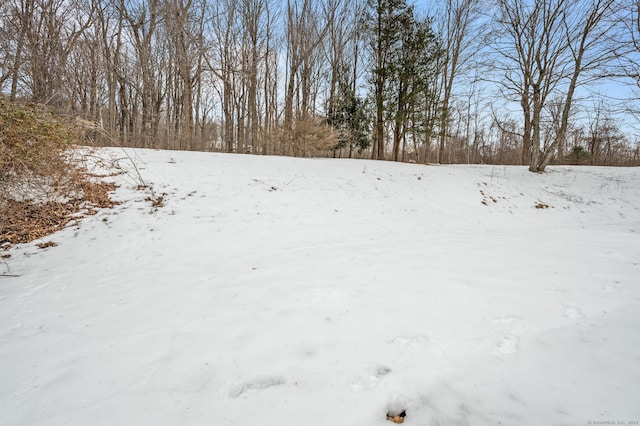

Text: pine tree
xmin=363 ymin=0 xmax=442 ymax=161
xmin=326 ymin=63 xmax=370 ymax=157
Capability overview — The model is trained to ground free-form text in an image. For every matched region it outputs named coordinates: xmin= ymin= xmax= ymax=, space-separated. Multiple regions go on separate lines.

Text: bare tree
xmin=261 ymin=0 xmax=280 ymax=154
xmin=284 ymin=0 xmax=330 ymax=130
xmin=324 ymin=0 xmax=360 ymax=119
xmin=615 ymin=0 xmax=640 ymax=119
xmin=436 ymin=0 xmax=482 ymax=164
xmin=208 ymin=0 xmax=240 ymax=152
xmin=240 ymin=0 xmax=265 ymax=152
xmin=164 ymin=0 xmax=207 ymax=150
xmin=494 ymin=0 xmax=619 ymax=172
xmin=0 ymin=0 xmax=35 ymax=100
xmin=14 ymin=0 xmax=95 ymax=105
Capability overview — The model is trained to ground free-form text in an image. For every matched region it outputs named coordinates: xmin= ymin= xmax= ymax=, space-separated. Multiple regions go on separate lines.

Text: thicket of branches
xmin=0 ymin=97 xmax=118 ymax=247
xmin=1 ymin=0 xmax=639 ymax=168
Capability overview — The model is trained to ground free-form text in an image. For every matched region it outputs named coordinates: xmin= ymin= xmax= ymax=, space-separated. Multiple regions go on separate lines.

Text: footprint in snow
xmin=228 ymin=375 xmax=286 ymax=398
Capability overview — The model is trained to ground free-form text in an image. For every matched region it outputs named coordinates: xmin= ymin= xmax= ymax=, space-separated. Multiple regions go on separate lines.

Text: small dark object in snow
xmin=36 ymin=241 xmax=57 ymax=249
xmin=535 ymin=202 xmax=549 ymax=209
xmin=145 ymin=194 xmax=165 ymax=208
xmin=387 ymin=410 xmax=406 ymax=423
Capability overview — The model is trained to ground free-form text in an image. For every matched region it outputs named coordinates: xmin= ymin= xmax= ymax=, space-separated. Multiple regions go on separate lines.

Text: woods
xmin=1 ymin=0 xmax=639 ymax=167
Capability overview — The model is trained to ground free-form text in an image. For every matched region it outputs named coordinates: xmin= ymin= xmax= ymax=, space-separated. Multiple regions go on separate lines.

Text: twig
xmin=75 ymin=118 xmax=152 ymax=195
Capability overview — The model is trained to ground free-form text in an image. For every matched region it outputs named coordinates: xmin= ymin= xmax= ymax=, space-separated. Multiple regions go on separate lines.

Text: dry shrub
xmin=281 ymin=117 xmax=339 ymax=157
xmin=0 ymin=98 xmax=76 ymax=200
xmin=0 ymin=98 xmax=118 ymax=248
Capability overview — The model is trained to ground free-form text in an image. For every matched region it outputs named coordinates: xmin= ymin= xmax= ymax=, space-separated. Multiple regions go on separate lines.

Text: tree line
xmin=1 ymin=0 xmax=639 ymax=170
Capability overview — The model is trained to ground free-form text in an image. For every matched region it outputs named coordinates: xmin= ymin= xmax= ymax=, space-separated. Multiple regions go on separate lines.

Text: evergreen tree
xmin=363 ymin=0 xmax=407 ymax=160
xmin=389 ymin=13 xmax=442 ymax=161
xmin=326 ymin=63 xmax=370 ymax=157
xmin=363 ymin=0 xmax=442 ymax=161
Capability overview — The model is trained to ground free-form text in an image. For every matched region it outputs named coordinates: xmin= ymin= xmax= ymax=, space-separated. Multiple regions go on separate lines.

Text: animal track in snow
xmin=228 ymin=375 xmax=286 ymax=398
xmin=544 ymin=288 xmax=569 ymax=296
xmin=495 ymin=334 xmax=519 ymax=355
xmin=603 ymin=282 xmax=620 ymax=292
xmin=350 ymin=365 xmax=392 ymax=392
xmin=387 ymin=335 xmax=428 ymax=348
xmin=563 ymin=306 xmax=586 ymax=323
xmin=368 ymin=365 xmax=392 ymax=385
xmin=490 ymin=316 xmax=519 ymax=325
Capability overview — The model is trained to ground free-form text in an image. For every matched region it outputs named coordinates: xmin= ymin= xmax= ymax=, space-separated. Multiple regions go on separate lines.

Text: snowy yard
xmin=1 ymin=148 xmax=639 ymax=426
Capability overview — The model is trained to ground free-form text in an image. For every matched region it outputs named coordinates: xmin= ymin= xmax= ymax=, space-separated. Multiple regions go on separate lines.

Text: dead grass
xmin=0 ymin=178 xmax=119 ymax=247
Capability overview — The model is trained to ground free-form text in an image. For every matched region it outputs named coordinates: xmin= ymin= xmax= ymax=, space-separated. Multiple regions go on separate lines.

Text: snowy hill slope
xmin=1 ymin=148 xmax=639 ymax=426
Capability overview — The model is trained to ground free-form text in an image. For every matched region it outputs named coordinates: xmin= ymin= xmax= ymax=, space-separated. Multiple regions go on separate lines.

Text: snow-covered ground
xmin=1 ymin=148 xmax=639 ymax=426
